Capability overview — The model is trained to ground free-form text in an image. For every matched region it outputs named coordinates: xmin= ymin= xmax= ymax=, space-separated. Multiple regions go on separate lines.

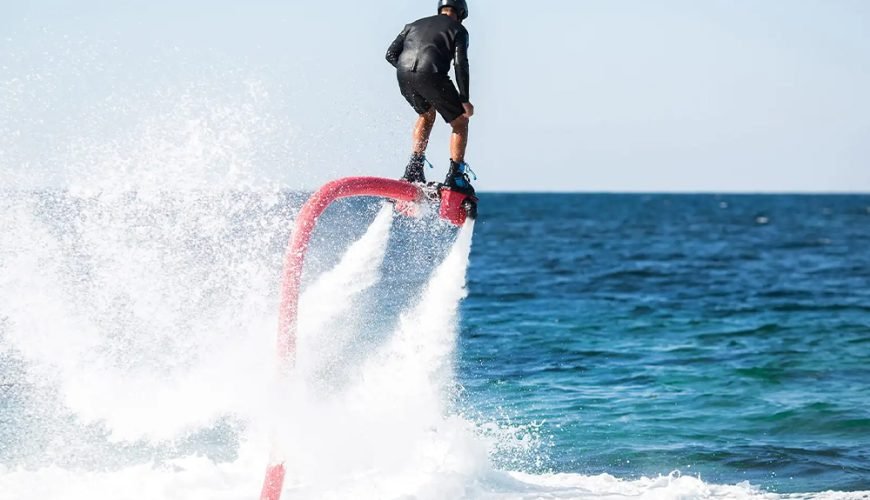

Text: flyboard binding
xmin=394 ymin=182 xmax=478 ymax=226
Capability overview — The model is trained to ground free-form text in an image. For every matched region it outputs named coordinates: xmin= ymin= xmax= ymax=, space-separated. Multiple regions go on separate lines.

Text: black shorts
xmin=397 ymin=70 xmax=465 ymax=123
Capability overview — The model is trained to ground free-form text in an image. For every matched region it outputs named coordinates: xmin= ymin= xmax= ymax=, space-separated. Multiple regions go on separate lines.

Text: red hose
xmin=260 ymin=177 xmax=421 ymax=500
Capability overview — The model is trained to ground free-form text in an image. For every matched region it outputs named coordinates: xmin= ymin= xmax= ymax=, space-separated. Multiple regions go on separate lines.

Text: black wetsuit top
xmin=386 ymin=14 xmax=470 ymax=103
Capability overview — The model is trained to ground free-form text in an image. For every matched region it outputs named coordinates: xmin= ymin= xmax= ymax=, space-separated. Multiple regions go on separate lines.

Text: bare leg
xmin=402 ymin=109 xmax=437 ymax=183
xmin=449 ymin=115 xmax=469 ymax=163
xmin=412 ymin=108 xmax=437 ymax=156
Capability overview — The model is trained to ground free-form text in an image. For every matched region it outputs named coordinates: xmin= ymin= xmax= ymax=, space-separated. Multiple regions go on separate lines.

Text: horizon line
xmin=475 ymin=190 xmax=870 ymax=196
xmin=3 ymin=187 xmax=868 ymax=196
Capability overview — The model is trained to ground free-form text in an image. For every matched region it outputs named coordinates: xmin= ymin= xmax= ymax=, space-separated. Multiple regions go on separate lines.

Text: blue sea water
xmin=460 ymin=194 xmax=870 ymax=493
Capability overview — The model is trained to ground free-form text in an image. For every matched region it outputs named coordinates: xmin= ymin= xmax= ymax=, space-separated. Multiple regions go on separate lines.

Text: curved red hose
xmin=260 ymin=177 xmax=421 ymax=500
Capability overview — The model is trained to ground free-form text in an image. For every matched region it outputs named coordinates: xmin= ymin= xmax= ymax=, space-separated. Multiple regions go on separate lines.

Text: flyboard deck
xmin=395 ymin=181 xmax=478 ymax=226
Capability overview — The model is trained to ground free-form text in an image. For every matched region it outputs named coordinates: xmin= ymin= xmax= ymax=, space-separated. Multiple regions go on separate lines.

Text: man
xmin=386 ymin=0 xmax=475 ymax=194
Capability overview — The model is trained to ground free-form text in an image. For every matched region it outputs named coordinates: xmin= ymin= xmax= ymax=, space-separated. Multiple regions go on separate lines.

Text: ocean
xmin=462 ymin=194 xmax=870 ymax=494
xmin=0 ymin=190 xmax=868 ymax=499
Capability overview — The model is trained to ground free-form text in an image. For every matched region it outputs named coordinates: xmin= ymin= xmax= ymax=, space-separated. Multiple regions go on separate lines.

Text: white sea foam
xmin=3 ymin=461 xmax=867 ymax=500
xmin=1 ymin=191 xmax=296 ymax=441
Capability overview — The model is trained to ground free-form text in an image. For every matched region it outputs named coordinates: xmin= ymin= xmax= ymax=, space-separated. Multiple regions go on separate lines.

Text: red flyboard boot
xmin=439 ymin=160 xmax=478 ymax=226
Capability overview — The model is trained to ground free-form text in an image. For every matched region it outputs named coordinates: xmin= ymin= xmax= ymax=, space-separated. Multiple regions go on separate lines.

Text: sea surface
xmin=461 ymin=194 xmax=870 ymax=493
xmin=1 ymin=191 xmax=868 ymax=499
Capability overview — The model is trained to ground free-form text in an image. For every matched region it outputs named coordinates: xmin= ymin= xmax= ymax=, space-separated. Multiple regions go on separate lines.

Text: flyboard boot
xmin=400 ymin=152 xmax=427 ymax=184
xmin=397 ymin=156 xmax=478 ymax=225
xmin=439 ymin=159 xmax=478 ymax=224
xmin=396 ymin=153 xmax=433 ymax=217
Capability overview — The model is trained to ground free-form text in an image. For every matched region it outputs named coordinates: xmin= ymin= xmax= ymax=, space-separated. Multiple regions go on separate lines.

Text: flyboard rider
xmin=386 ymin=0 xmax=476 ymax=195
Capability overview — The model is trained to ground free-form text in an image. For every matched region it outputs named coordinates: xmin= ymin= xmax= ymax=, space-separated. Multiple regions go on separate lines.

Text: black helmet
xmin=438 ymin=0 xmax=468 ymax=21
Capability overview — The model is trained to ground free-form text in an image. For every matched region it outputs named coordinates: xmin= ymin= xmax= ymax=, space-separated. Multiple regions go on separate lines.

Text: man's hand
xmin=463 ymin=102 xmax=475 ymax=118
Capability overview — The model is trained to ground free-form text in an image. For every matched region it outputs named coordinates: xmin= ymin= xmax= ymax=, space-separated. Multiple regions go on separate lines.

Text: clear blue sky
xmin=1 ymin=0 xmax=868 ymax=192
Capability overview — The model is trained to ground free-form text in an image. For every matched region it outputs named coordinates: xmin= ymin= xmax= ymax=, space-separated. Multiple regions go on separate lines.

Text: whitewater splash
xmin=0 ymin=191 xmax=493 ymax=499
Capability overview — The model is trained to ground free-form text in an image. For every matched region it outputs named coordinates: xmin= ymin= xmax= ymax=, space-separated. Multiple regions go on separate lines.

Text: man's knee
xmin=450 ymin=114 xmax=469 ymax=131
xmin=420 ymin=108 xmax=437 ymax=122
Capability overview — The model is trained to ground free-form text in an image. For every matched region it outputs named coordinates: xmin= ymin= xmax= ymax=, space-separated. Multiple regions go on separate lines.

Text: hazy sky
xmin=2 ymin=0 xmax=869 ymax=192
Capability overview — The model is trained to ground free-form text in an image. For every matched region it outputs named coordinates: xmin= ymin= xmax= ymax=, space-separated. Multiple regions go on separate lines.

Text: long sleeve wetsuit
xmin=386 ymin=15 xmax=470 ymax=103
